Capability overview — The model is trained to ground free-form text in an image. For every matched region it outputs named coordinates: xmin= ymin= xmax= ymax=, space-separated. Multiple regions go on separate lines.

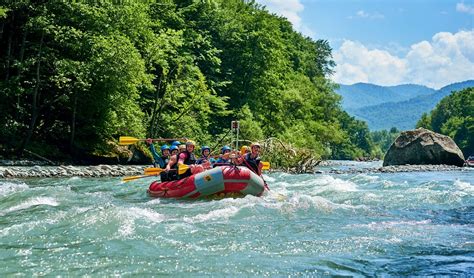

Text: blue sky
xmin=255 ymin=0 xmax=474 ymax=89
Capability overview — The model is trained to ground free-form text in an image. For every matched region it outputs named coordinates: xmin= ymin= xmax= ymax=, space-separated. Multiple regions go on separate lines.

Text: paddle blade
xmin=261 ymin=161 xmax=270 ymax=170
xmin=119 ymin=136 xmax=140 ymax=145
xmin=144 ymin=167 xmax=164 ymax=175
xmin=178 ymin=164 xmax=189 ymax=175
xmin=122 ymin=175 xmax=152 ymax=182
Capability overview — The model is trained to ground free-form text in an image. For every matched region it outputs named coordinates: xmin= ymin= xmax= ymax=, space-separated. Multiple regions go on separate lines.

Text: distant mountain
xmin=337 ymin=80 xmax=474 ymax=130
xmin=336 ymin=83 xmax=436 ymax=109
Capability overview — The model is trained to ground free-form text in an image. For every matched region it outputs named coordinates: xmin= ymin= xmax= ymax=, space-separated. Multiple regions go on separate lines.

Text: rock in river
xmin=383 ymin=128 xmax=465 ymax=167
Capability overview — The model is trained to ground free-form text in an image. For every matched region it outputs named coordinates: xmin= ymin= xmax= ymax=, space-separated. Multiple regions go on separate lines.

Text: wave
xmin=1 ymin=197 xmax=59 ymax=216
xmin=454 ymin=179 xmax=473 ymax=193
xmin=183 ymin=206 xmax=241 ymax=223
xmin=312 ymin=175 xmax=359 ymax=194
xmin=0 ymin=181 xmax=29 ymax=197
xmin=349 ymin=220 xmax=432 ymax=231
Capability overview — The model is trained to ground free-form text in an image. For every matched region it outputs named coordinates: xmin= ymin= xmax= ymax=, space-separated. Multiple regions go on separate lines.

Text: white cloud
xmin=255 ymin=0 xmax=314 ymax=37
xmin=332 ymin=30 xmax=474 ymax=89
xmin=348 ymin=10 xmax=384 ymax=19
xmin=456 ymin=2 xmax=474 ymax=14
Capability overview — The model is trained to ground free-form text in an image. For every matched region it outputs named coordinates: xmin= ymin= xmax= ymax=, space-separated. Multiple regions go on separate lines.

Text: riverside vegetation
xmin=0 ymin=1 xmax=472 ymax=168
xmin=0 ymin=0 xmax=376 ymax=167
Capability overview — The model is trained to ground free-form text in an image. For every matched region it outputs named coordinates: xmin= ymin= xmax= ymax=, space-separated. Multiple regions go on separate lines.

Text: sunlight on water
xmin=1 ymin=165 xmax=473 ymax=276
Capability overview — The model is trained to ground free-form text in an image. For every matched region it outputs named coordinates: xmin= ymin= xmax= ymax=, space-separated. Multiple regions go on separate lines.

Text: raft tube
xmin=148 ymin=166 xmax=266 ymax=199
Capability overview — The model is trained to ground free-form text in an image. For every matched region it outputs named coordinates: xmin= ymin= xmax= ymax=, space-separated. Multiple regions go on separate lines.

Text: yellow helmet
xmin=240 ymin=145 xmax=250 ymax=154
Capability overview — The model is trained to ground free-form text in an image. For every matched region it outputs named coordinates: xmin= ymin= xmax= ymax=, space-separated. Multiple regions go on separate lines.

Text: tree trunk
xmin=70 ymin=91 xmax=78 ymax=153
xmin=149 ymin=74 xmax=163 ymax=138
xmin=5 ymin=24 xmax=13 ymax=81
xmin=17 ymin=31 xmax=44 ymax=156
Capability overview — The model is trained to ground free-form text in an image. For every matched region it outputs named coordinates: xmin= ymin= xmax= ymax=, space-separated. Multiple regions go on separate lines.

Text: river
xmin=1 ymin=161 xmax=473 ymax=276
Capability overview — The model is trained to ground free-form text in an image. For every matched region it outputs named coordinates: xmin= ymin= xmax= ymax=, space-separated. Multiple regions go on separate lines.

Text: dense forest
xmin=417 ymin=87 xmax=474 ymax=157
xmin=0 ymin=0 xmax=378 ymax=164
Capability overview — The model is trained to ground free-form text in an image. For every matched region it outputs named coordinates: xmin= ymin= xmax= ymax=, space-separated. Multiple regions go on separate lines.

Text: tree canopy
xmin=0 ymin=0 xmax=375 ymax=163
xmin=417 ymin=87 xmax=474 ymax=156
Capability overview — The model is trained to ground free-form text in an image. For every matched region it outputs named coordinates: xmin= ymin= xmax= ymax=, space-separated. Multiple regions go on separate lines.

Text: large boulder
xmin=383 ymin=128 xmax=465 ymax=166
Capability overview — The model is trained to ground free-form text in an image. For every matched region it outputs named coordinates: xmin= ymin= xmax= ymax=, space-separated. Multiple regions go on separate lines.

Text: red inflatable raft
xmin=148 ymin=166 xmax=266 ymax=199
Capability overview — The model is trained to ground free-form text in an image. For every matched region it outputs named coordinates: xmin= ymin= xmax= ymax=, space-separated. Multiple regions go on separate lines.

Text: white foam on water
xmin=0 ymin=211 xmax=66 ymax=237
xmin=361 ymin=193 xmax=380 ymax=202
xmin=111 ymin=207 xmax=167 ymax=237
xmin=275 ymin=194 xmax=366 ymax=214
xmin=350 ymin=173 xmax=379 ymax=184
xmin=125 ymin=207 xmax=166 ymax=223
xmin=312 ymin=175 xmax=359 ymax=194
xmin=183 ymin=206 xmax=241 ymax=223
xmin=0 ymin=181 xmax=29 ymax=196
xmin=119 ymin=217 xmax=135 ymax=236
xmin=349 ymin=219 xmax=432 ymax=231
xmin=454 ymin=179 xmax=474 ymax=193
xmin=262 ymin=174 xmax=275 ymax=182
xmin=1 ymin=197 xmax=59 ymax=216
xmin=145 ymin=198 xmax=161 ymax=205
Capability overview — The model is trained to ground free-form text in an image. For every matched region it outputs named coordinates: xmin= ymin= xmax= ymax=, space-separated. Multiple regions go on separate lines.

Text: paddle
xmin=261 ymin=161 xmax=270 ymax=170
xmin=144 ymin=165 xmax=189 ymax=175
xmin=123 ymin=167 xmax=174 ymax=182
xmin=122 ymin=174 xmax=156 ymax=182
xmin=119 ymin=136 xmax=186 ymax=146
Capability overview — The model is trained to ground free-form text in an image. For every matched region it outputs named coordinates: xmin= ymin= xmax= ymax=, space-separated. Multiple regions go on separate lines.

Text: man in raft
xmin=239 ymin=142 xmax=263 ymax=175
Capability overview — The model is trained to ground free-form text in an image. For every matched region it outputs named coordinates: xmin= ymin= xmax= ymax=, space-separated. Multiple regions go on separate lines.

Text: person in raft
xmin=146 ymin=139 xmax=171 ymax=181
xmin=170 ymin=140 xmax=181 ymax=147
xmin=215 ymin=145 xmax=232 ymax=165
xmin=165 ymin=145 xmax=180 ymax=181
xmin=240 ymin=142 xmax=263 ymax=175
xmin=240 ymin=145 xmax=250 ymax=155
xmin=177 ymin=140 xmax=208 ymax=179
xmin=196 ymin=146 xmax=215 ymax=166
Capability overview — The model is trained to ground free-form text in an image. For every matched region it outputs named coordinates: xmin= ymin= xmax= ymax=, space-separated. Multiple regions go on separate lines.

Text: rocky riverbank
xmin=0 ymin=165 xmax=145 ymax=178
xmin=0 ymin=162 xmax=470 ymax=179
xmin=324 ymin=164 xmax=470 ymax=175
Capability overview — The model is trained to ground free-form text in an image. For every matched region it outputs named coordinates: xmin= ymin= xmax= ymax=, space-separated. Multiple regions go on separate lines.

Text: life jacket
xmin=182 ymin=151 xmax=197 ymax=165
xmin=166 ymin=154 xmax=179 ymax=181
xmin=178 ymin=151 xmax=196 ymax=179
xmin=158 ymin=155 xmax=169 ymax=168
xmin=196 ymin=155 xmax=209 ymax=165
xmin=244 ymin=153 xmax=261 ymax=175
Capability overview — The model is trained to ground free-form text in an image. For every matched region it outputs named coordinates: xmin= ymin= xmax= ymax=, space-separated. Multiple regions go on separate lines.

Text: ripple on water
xmin=0 ymin=169 xmax=473 ymax=276
xmin=1 ymin=196 xmax=59 ymax=216
xmin=0 ymin=181 xmax=29 ymax=197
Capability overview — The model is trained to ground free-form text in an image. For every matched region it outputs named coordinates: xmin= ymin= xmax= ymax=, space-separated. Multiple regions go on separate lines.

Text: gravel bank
xmin=0 ymin=163 xmax=470 ymax=179
xmin=0 ymin=165 xmax=145 ymax=178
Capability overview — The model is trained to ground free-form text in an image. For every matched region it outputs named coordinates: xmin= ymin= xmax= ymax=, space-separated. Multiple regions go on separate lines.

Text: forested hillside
xmin=0 ymin=0 xmax=375 ymax=162
xmin=417 ymin=87 xmax=474 ymax=157
xmin=340 ymin=80 xmax=474 ymax=130
xmin=337 ymin=83 xmax=435 ymax=110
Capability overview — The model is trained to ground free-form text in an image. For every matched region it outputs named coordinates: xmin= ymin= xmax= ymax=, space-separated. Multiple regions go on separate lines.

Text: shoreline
xmin=0 ymin=165 xmax=145 ymax=179
xmin=0 ymin=163 xmax=471 ymax=179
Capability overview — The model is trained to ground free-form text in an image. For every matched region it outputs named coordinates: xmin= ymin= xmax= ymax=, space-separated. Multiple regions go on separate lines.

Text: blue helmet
xmin=160 ymin=144 xmax=170 ymax=152
xmin=171 ymin=140 xmax=181 ymax=146
xmin=221 ymin=145 xmax=231 ymax=154
xmin=170 ymin=145 xmax=179 ymax=152
xmin=201 ymin=146 xmax=210 ymax=153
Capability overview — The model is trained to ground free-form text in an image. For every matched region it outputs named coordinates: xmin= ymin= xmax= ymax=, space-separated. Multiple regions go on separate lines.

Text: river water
xmin=1 ymin=162 xmax=473 ymax=276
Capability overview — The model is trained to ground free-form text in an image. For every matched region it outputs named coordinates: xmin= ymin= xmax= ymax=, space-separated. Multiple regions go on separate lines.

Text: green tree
xmin=416 ymin=87 xmax=474 ymax=156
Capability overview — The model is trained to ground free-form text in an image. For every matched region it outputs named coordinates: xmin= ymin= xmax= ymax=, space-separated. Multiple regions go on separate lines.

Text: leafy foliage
xmin=417 ymin=87 xmax=474 ymax=156
xmin=0 ymin=0 xmax=374 ymax=162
